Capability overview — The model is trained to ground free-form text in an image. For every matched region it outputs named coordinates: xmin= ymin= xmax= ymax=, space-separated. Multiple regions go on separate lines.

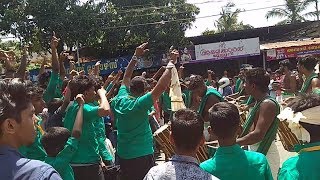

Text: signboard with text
xmin=194 ymin=37 xmax=260 ymax=61
xmin=266 ymin=43 xmax=320 ymax=61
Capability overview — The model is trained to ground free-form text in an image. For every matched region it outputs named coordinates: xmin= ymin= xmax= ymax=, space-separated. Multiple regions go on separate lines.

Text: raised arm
xmin=38 ymin=55 xmax=47 ymax=76
xmin=16 ymin=46 xmax=28 ymax=79
xmin=50 ymin=31 xmax=60 ymax=73
xmin=151 ymin=50 xmax=179 ymax=102
xmin=178 ymin=65 xmax=184 ymax=79
xmin=59 ymin=52 xmax=67 ymax=80
xmin=97 ymin=87 xmax=111 ymax=117
xmin=122 ymin=43 xmax=149 ymax=87
xmin=0 ymin=50 xmax=15 ymax=74
xmin=152 ymin=66 xmax=165 ymax=80
xmin=72 ymin=94 xmax=85 ymax=139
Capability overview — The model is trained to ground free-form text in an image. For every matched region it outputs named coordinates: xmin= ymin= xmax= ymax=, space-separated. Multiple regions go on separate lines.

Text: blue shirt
xmin=0 ymin=145 xmax=62 ymax=180
xmin=144 ymin=155 xmax=218 ymax=180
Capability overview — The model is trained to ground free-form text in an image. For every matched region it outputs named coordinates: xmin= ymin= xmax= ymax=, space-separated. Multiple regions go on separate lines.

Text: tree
xmin=305 ymin=0 xmax=320 ymax=20
xmin=0 ymin=0 xmax=199 ymax=58
xmin=202 ymin=29 xmax=215 ymax=35
xmin=266 ymin=0 xmax=310 ymax=25
xmin=215 ymin=2 xmax=253 ymax=33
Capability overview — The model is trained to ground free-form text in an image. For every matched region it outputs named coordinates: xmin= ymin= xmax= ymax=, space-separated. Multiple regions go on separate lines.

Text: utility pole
xmin=316 ymin=0 xmax=319 ymax=21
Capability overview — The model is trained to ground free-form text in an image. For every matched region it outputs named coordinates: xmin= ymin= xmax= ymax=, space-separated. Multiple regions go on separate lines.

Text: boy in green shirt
xmin=19 ymin=86 xmax=47 ymax=161
xmin=278 ymin=94 xmax=320 ymax=180
xmin=200 ymin=102 xmax=273 ymax=180
xmin=64 ymin=75 xmax=111 ymax=180
xmin=41 ymin=94 xmax=85 ymax=180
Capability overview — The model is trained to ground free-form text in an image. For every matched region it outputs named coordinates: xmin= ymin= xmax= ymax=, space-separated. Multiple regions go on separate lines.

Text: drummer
xmin=278 ymin=94 xmax=320 ymax=179
xmin=236 ymin=68 xmax=280 ymax=179
xmin=297 ymin=56 xmax=320 ymax=94
xmin=200 ymin=102 xmax=273 ymax=179
xmin=186 ymin=75 xmax=223 ymax=141
xmin=278 ymin=59 xmax=297 ymax=98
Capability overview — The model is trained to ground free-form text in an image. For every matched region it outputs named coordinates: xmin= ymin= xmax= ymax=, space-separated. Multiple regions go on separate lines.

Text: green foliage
xmin=202 ymin=29 xmax=215 ymax=35
xmin=265 ymin=0 xmax=311 ymax=25
xmin=214 ymin=2 xmax=253 ymax=33
xmin=0 ymin=0 xmax=199 ymax=57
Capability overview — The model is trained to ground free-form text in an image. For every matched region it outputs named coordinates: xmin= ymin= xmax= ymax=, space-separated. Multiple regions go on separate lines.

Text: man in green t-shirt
xmin=64 ymin=75 xmax=112 ymax=180
xmin=297 ymin=56 xmax=320 ymax=94
xmin=41 ymin=32 xmax=65 ymax=104
xmin=41 ymin=94 xmax=85 ymax=180
xmin=278 ymin=94 xmax=320 ymax=180
xmin=236 ymin=68 xmax=280 ymax=179
xmin=112 ymin=43 xmax=178 ymax=180
xmin=19 ymin=86 xmax=47 ymax=161
xmin=200 ymin=102 xmax=273 ymax=180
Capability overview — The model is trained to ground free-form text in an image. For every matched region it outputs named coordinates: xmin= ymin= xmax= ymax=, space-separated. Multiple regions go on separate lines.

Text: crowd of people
xmin=0 ymin=33 xmax=320 ymax=180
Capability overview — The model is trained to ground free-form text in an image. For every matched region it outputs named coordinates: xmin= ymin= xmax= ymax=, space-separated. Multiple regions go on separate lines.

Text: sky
xmin=1 ymin=0 xmax=318 ymax=41
xmin=185 ymin=0 xmax=317 ymax=37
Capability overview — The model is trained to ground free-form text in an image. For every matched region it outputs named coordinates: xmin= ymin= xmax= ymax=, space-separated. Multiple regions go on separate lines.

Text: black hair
xmin=298 ymin=56 xmax=318 ymax=71
xmin=279 ymin=59 xmax=291 ymax=69
xmin=41 ymin=127 xmax=71 ymax=156
xmin=130 ymin=76 xmax=147 ymax=95
xmin=188 ymin=75 xmax=205 ymax=90
xmin=71 ymin=75 xmax=96 ymax=99
xmin=38 ymin=71 xmax=51 ymax=89
xmin=245 ymin=68 xmax=270 ymax=93
xmin=209 ymin=102 xmax=240 ymax=139
xmin=171 ymin=109 xmax=203 ymax=151
xmin=287 ymin=94 xmax=320 ymax=142
xmin=0 ymin=78 xmax=31 ymax=136
xmin=26 ymin=85 xmax=44 ymax=100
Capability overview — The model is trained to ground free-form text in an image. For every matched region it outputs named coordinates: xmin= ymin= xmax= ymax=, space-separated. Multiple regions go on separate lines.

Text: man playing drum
xmin=278 ymin=94 xmax=320 ymax=180
xmin=186 ymin=75 xmax=223 ymax=141
xmin=236 ymin=68 xmax=280 ymax=179
xmin=297 ymin=56 xmax=320 ymax=94
xmin=278 ymin=59 xmax=297 ymax=98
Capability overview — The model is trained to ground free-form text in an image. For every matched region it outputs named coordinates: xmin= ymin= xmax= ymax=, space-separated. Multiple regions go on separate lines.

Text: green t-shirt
xmin=43 ymin=71 xmax=63 ymax=103
xmin=160 ymin=92 xmax=171 ymax=113
xmin=64 ymin=102 xmax=100 ymax=164
xmin=19 ymin=117 xmax=46 ymax=161
xmin=200 ymin=144 xmax=273 ymax=180
xmin=93 ymin=114 xmax=113 ymax=161
xmin=112 ymin=85 xmax=154 ymax=159
xmin=44 ymin=137 xmax=79 ymax=180
xmin=278 ymin=142 xmax=320 ymax=180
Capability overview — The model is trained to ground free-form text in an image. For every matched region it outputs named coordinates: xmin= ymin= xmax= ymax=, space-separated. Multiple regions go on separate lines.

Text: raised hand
xmin=50 ymin=31 xmax=60 ymax=49
xmin=76 ymin=94 xmax=85 ymax=105
xmin=134 ymin=42 xmax=149 ymax=57
xmin=169 ymin=49 xmax=179 ymax=64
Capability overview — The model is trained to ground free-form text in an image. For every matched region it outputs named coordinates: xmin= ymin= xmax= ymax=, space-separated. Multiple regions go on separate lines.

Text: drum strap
xmin=169 ymin=159 xmax=199 ymax=167
xmin=299 ymin=146 xmax=320 ymax=154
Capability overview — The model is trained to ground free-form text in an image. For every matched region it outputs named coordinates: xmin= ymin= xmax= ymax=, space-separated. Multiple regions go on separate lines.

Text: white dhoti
xmin=249 ymin=141 xmax=280 ymax=179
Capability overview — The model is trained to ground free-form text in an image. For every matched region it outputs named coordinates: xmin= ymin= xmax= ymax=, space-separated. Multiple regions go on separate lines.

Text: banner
xmin=266 ymin=44 xmax=320 ymax=61
xmin=29 ymin=55 xmax=162 ymax=81
xmin=194 ymin=37 xmax=260 ymax=61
